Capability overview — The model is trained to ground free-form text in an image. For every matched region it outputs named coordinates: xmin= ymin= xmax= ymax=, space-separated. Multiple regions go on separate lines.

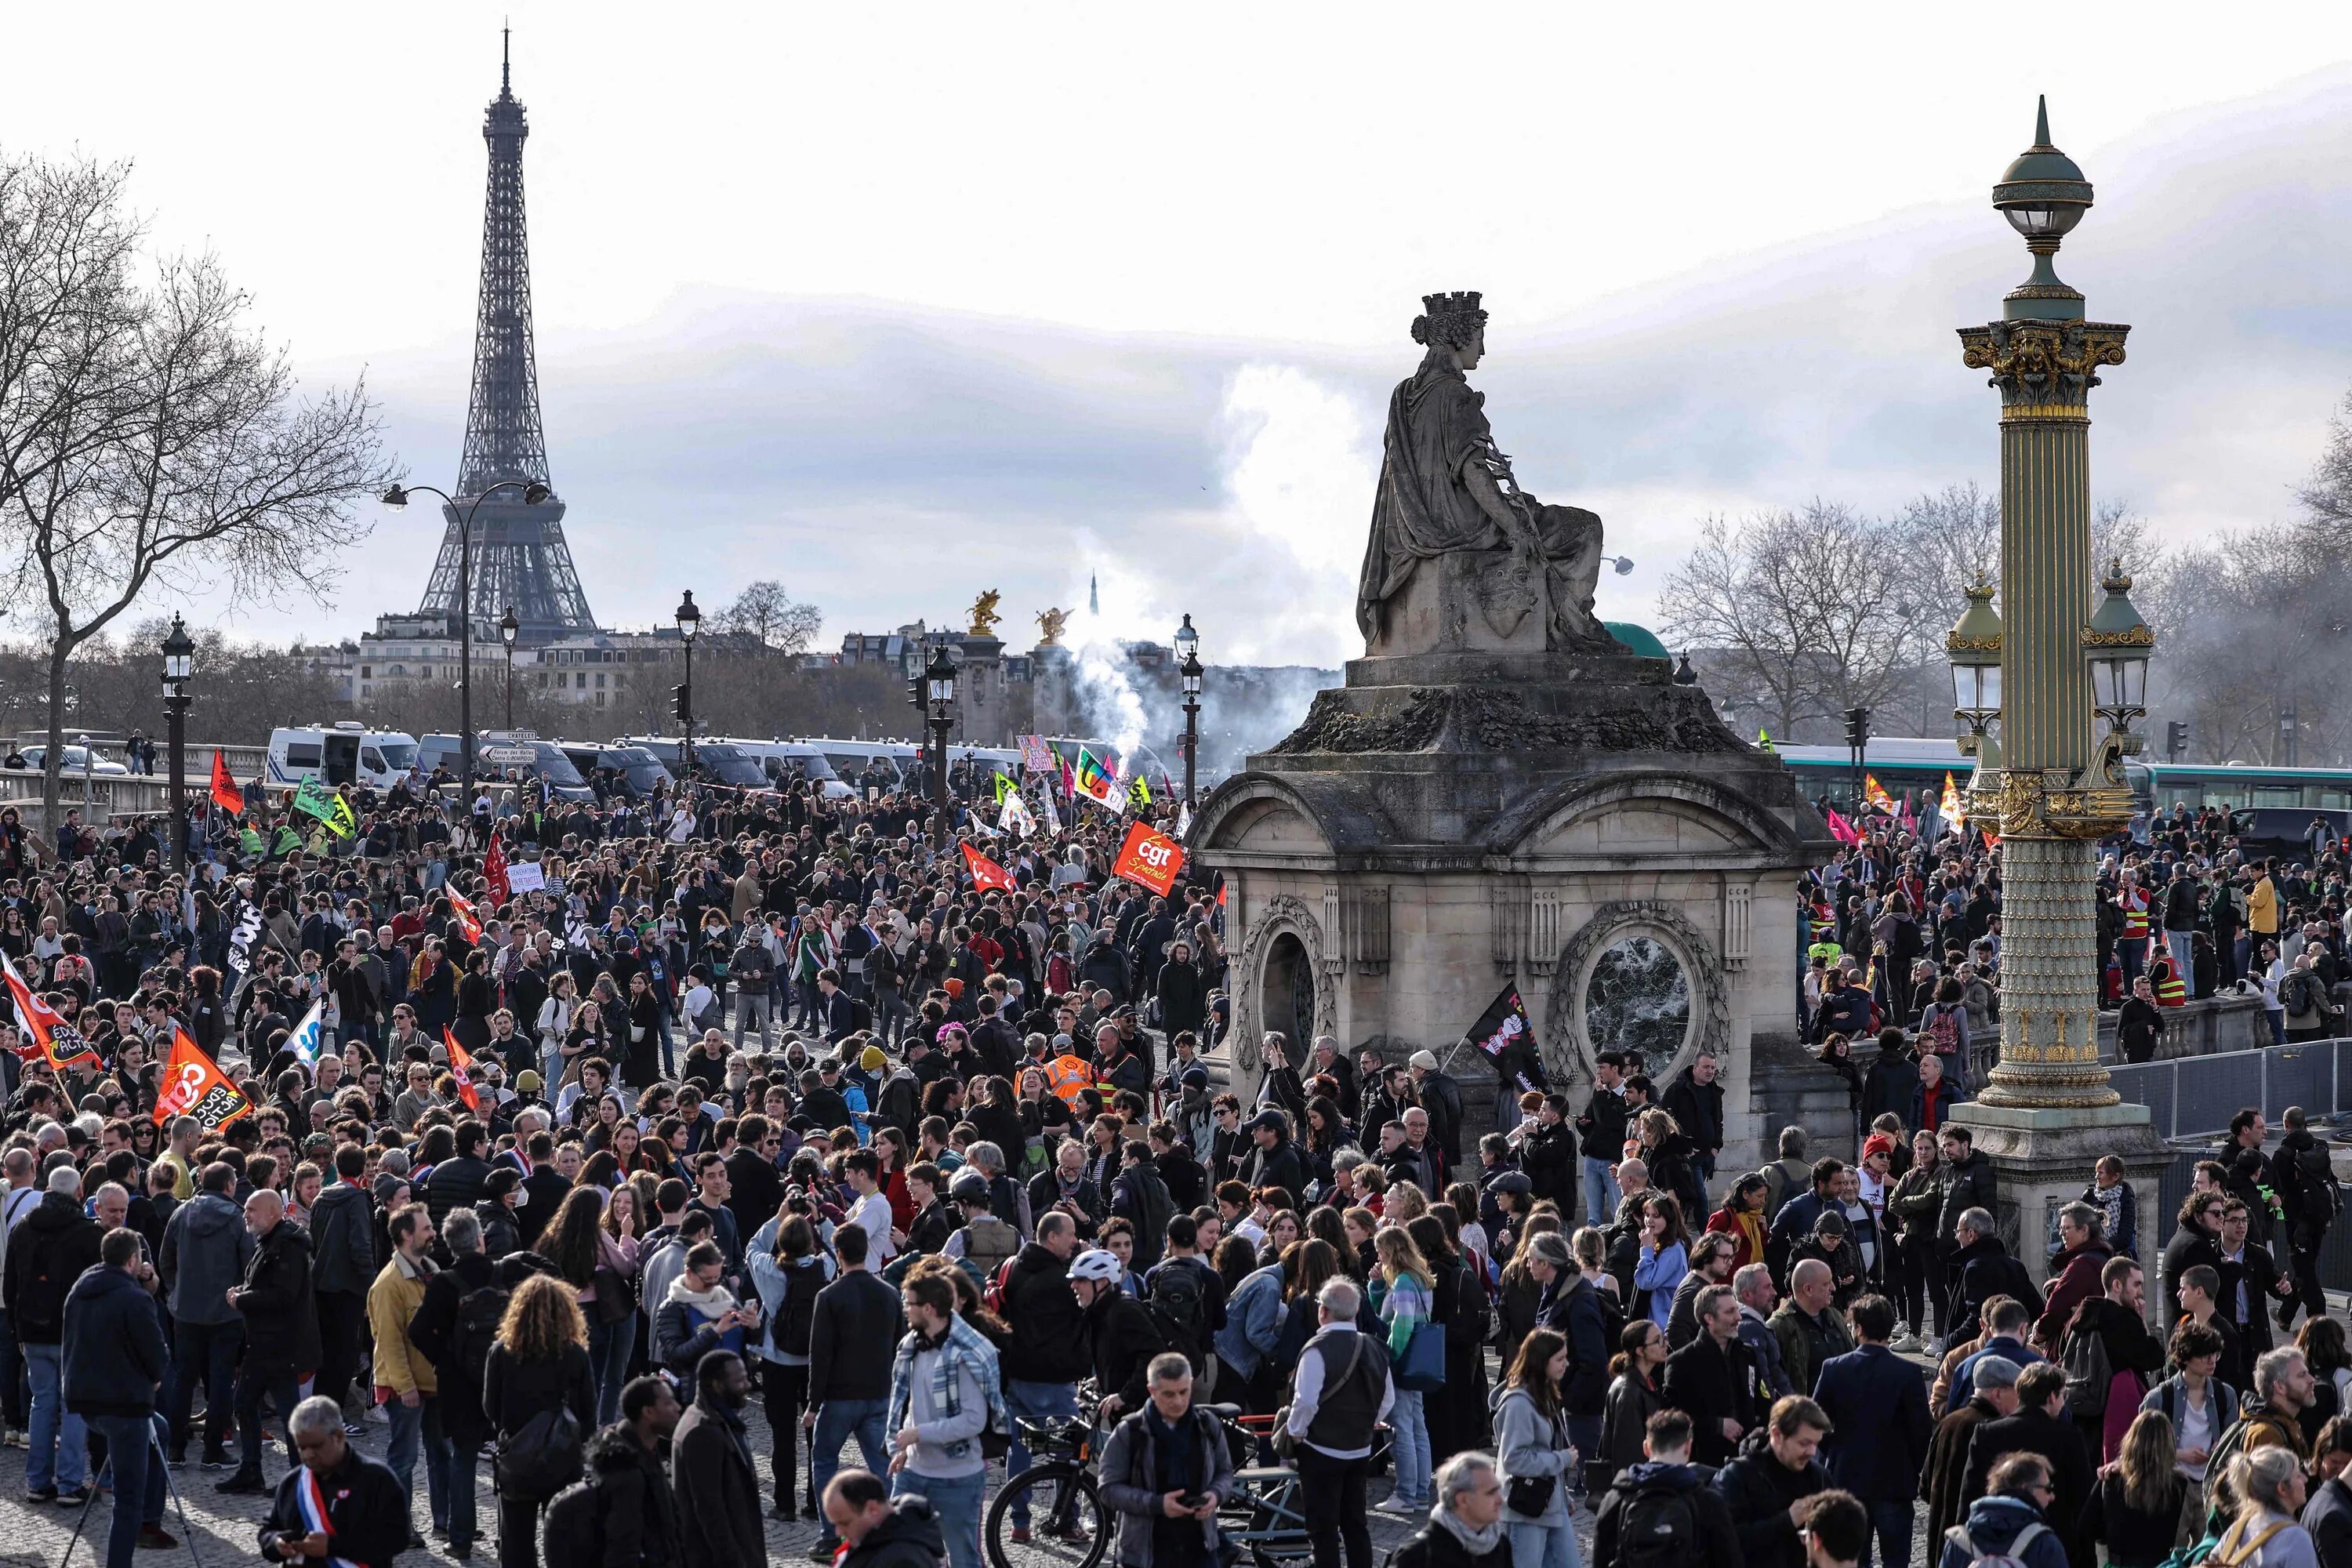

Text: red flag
xmin=0 ymin=949 xmax=96 ymax=1069
xmin=446 ymin=885 xmax=482 ymax=945
xmin=154 ymin=1025 xmax=250 ymax=1133
xmin=1111 ymin=819 xmax=1185 ymax=896
xmin=961 ymin=842 xmax=1014 ymax=893
xmin=442 ymin=1028 xmax=482 ymax=1113
xmin=484 ymin=837 xmax=510 ymax=906
xmin=209 ymin=752 xmax=245 ymax=815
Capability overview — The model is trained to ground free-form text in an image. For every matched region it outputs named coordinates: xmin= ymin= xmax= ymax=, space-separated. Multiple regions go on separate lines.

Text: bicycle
xmin=985 ymin=1402 xmax=1318 ymax=1568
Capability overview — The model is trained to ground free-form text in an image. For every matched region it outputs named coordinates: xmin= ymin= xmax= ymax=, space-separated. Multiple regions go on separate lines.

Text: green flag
xmin=268 ymin=825 xmax=303 ymax=861
xmin=1758 ymin=727 xmax=1775 ymax=752
xmin=326 ymin=794 xmax=358 ymax=840
xmin=291 ymin=776 xmax=339 ymax=824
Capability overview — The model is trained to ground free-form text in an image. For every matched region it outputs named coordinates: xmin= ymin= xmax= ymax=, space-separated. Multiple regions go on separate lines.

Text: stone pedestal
xmin=1193 ymin=648 xmax=1835 ymax=1176
xmin=1951 ymin=1100 xmax=2174 ymax=1323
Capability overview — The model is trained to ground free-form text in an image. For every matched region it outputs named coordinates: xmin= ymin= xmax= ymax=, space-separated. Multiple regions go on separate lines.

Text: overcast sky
xmin=12 ymin=4 xmax=2352 ymax=666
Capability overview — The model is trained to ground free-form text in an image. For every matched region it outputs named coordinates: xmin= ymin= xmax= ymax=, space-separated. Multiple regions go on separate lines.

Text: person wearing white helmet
xmin=1069 ymin=1247 xmax=1171 ymax=1420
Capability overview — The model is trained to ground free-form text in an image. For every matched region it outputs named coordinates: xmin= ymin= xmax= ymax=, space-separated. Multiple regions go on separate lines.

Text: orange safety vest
xmin=2119 ymin=887 xmax=2151 ymax=939
xmin=1044 ymin=1054 xmax=1094 ymax=1106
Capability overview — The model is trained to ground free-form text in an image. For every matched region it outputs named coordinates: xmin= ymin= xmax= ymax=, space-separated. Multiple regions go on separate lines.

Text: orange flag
xmin=446 ymin=885 xmax=482 ymax=945
xmin=442 ymin=1028 xmax=482 ymax=1113
xmin=1111 ymin=820 xmax=1185 ymax=897
xmin=209 ymin=752 xmax=245 ymax=816
xmin=152 ymin=1025 xmax=249 ymax=1134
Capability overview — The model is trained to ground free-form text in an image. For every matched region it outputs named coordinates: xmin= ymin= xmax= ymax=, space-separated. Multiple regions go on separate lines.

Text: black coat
xmin=1950 ymin=1234 xmax=2041 ymax=1336
xmin=583 ymin=1420 xmax=681 ymax=1568
xmin=2300 ymin=1472 xmax=2352 ymax=1568
xmin=1662 ymin=1066 xmax=1726 ymax=1155
xmin=1813 ymin=1342 xmax=1933 ymax=1503
xmin=1388 ymin=1519 xmax=1509 ymax=1568
xmin=406 ymin=1252 xmax=498 ymax=1441
xmin=1661 ymin=1332 xmax=1762 ymax=1468
xmin=2161 ymin=1218 xmax=2223 ymax=1327
xmin=1520 ymin=1121 xmax=1577 ymax=1206
xmin=61 ymin=1262 xmax=169 ymax=1417
xmin=234 ymin=1220 xmax=321 ymax=1380
xmin=1712 ymin=1426 xmax=1831 ymax=1568
xmin=673 ymin=1396 xmax=764 ymax=1568
xmin=1960 ymin=1406 xmax=2094 ymax=1557
xmin=258 ymin=1446 xmax=409 ymax=1568
xmin=1000 ymin=1243 xmax=1091 ymax=1384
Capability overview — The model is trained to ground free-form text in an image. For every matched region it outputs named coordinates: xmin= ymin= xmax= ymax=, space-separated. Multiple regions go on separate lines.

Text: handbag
xmin=1507 ymin=1472 xmax=1556 ymax=1516
xmin=1393 ymin=1320 xmax=1446 ymax=1392
xmin=589 ymin=1264 xmax=637 ymax=1325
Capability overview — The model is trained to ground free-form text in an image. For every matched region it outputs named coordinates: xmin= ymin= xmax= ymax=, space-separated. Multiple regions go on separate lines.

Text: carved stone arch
xmin=1229 ymin=893 xmax=1338 ymax=1103
xmin=1498 ymin=770 xmax=1805 ymax=862
xmin=1541 ymin=899 xmax=1733 ymax=1098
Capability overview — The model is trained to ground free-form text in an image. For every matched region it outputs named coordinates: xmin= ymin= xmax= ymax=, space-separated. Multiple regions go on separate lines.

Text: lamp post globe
xmin=1173 ymin=613 xmax=1200 ymax=667
xmin=160 ymin=614 xmax=194 ymax=875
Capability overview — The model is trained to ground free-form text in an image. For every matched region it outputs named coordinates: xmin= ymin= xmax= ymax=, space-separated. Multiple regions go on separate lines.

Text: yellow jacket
xmin=367 ymin=1252 xmax=437 ymax=1396
xmin=2249 ymin=877 xmax=2280 ymax=935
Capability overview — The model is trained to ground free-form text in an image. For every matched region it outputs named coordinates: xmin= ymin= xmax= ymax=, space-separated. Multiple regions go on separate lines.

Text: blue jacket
xmin=1214 ymin=1264 xmax=1286 ymax=1381
xmin=1813 ymin=1342 xmax=1933 ymax=1502
xmin=1947 ymin=1334 xmax=2044 ymax=1414
xmin=1938 ymin=1496 xmax=2068 ymax=1568
xmin=61 ymin=1263 xmax=169 ymax=1418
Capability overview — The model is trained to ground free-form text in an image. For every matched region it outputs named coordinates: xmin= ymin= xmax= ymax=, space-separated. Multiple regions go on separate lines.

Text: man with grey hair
xmin=1951 ymin=1207 xmax=2035 ymax=1342
xmin=2234 ymin=1345 xmax=2317 ymax=1457
xmin=1290 ymin=1276 xmax=1395 ymax=1568
xmin=5 ymin=1159 xmax=100 ymax=1500
xmin=1734 ymin=1261 xmax=1793 ymax=1398
xmin=1390 ymin=1452 xmax=1508 ymax=1568
xmin=256 ymin=1396 xmax=408 ymax=1568
xmin=1097 ymin=1351 xmax=1235 ymax=1568
xmin=964 ymin=1140 xmax=1033 ymax=1239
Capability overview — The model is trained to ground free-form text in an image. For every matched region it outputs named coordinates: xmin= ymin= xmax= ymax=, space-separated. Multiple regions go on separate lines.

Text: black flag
xmin=1465 ymin=982 xmax=1547 ymax=1095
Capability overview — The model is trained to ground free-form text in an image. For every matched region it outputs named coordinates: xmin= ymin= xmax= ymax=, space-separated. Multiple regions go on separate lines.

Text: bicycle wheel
xmin=1240 ymin=1475 xmax=1315 ymax=1568
xmin=986 ymin=1462 xmax=1110 ymax=1568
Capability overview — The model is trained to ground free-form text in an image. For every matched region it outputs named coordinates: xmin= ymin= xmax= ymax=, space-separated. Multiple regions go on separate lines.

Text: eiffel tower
xmin=415 ymin=30 xmax=598 ymax=642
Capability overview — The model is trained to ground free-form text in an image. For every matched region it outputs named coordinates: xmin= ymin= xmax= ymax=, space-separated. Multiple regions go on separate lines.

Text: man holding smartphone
xmin=1097 ymin=1352 xmax=1235 ymax=1568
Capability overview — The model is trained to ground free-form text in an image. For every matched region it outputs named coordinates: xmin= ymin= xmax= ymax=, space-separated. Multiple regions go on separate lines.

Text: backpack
xmin=1148 ymin=1259 xmax=1212 ymax=1360
xmin=12 ymin=1228 xmax=74 ymax=1339
xmin=495 ymin=1403 xmax=585 ymax=1501
xmin=2296 ymin=1142 xmax=2343 ymax=1220
xmin=1142 ymin=1298 xmax=1206 ymax=1376
xmin=1924 ymin=1005 xmax=1962 ymax=1058
xmin=448 ymin=1282 xmax=512 ymax=1392
xmin=2197 ymin=1516 xmax=2295 ymax=1568
xmin=1617 ymin=1475 xmax=1700 ymax=1568
xmin=769 ymin=1263 xmax=819 ymax=1359
xmin=2061 ymin=1324 xmax=2113 ymax=1418
xmin=2283 ymin=970 xmax=2321 ymax=1018
xmin=539 ymin=1477 xmax=607 ymax=1567
xmin=1943 ymin=1520 xmax=2053 ymax=1568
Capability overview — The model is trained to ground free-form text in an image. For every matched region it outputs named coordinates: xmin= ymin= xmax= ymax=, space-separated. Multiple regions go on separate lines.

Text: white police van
xmin=265 ymin=724 xmax=421 ymax=789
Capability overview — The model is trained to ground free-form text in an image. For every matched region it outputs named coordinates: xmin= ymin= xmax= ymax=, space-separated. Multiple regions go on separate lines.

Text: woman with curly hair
xmin=481 ymin=1273 xmax=594 ymax=1568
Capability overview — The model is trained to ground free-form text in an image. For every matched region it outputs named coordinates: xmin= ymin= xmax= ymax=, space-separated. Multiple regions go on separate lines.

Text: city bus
xmin=1773 ymin=738 xmax=1967 ymax=815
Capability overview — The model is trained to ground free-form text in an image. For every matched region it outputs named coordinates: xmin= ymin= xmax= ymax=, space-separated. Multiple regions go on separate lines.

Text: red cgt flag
xmin=446 ymin=885 xmax=482 ymax=945
xmin=209 ymin=752 xmax=245 ymax=816
xmin=484 ymin=836 xmax=510 ymax=906
xmin=153 ymin=1025 xmax=249 ymax=1134
xmin=962 ymin=842 xmax=1014 ymax=893
xmin=442 ymin=1027 xmax=482 ymax=1113
xmin=1111 ymin=820 xmax=1185 ymax=897
xmin=0 ymin=949 xmax=96 ymax=1069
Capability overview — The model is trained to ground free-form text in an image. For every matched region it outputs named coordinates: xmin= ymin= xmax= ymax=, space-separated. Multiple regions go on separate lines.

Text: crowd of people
xmin=1 ymin=762 xmax=2350 ymax=1568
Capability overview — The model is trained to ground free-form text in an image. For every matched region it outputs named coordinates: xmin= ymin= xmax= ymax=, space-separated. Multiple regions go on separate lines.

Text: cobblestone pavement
xmin=0 ymin=1401 xmax=1595 ymax=1568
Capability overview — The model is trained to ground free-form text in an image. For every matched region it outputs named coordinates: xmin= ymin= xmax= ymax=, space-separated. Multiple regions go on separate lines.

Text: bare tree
xmin=0 ymin=153 xmax=388 ymax=817
xmin=713 ymin=579 xmax=823 ymax=655
xmin=1660 ymin=502 xmax=1914 ymax=738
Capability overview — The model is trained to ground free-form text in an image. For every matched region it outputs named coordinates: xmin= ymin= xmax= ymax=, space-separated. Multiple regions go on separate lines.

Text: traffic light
xmin=673 ymin=684 xmax=691 ymax=723
xmin=1844 ymin=706 xmax=1871 ymax=750
xmin=2165 ymin=720 xmax=2187 ymax=762
xmin=908 ymin=675 xmax=926 ymax=713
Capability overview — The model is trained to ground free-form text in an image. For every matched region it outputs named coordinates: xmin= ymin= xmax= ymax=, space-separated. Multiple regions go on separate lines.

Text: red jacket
xmin=2034 ymin=1240 xmax=2112 ymax=1353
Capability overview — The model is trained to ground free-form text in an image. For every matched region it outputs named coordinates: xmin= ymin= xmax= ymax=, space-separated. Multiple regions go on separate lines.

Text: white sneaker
xmin=1889 ymin=1332 xmax=1923 ymax=1354
xmin=1925 ymin=1337 xmax=1946 ymax=1357
xmin=1373 ymin=1496 xmax=1418 ymax=1515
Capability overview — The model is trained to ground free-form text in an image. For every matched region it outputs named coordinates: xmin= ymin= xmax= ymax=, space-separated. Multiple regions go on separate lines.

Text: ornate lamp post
xmin=160 ymin=615 xmax=194 ymax=877
xmin=499 ymin=606 xmax=520 ymax=729
xmin=674 ymin=590 xmax=701 ymax=773
xmin=924 ymin=644 xmax=957 ymax=833
xmin=1174 ymin=613 xmax=1203 ymax=807
xmin=1949 ymin=100 xmax=2169 ymax=1287
xmin=383 ymin=480 xmax=551 ymax=802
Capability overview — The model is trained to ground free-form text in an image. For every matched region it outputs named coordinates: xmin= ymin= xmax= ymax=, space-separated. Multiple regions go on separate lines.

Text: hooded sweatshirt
xmin=161 ymin=1190 xmax=256 ymax=1325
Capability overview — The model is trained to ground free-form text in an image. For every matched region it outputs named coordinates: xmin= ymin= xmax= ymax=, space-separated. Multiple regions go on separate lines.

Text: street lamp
xmin=1950 ymin=96 xmax=2141 ymax=1124
xmin=160 ymin=615 xmax=194 ymax=877
xmin=1671 ymin=652 xmax=1697 ymax=687
xmin=498 ymin=605 xmax=520 ymax=730
xmin=1946 ymin=576 xmax=2005 ymax=759
xmin=1177 ymin=615 xmax=1204 ymax=808
xmin=674 ymin=590 xmax=701 ymax=773
xmin=1599 ymin=556 xmax=1635 ymax=576
xmin=383 ymin=479 xmax=551 ymax=804
xmin=924 ymin=644 xmax=956 ymax=831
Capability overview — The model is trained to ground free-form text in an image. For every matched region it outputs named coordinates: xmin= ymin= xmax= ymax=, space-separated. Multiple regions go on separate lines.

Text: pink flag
xmin=1824 ymin=807 xmax=1859 ymax=845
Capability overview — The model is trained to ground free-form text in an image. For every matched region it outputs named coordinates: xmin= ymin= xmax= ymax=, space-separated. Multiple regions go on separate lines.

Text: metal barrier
xmin=2107 ymin=1037 xmax=2352 ymax=1141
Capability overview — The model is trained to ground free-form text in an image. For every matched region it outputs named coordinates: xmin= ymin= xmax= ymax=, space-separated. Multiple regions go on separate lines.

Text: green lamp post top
xmin=1994 ymin=96 xmax=2094 ymax=321
xmin=1947 ymin=576 xmax=2004 ymax=658
xmin=2085 ymin=559 xmax=2154 ymax=648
